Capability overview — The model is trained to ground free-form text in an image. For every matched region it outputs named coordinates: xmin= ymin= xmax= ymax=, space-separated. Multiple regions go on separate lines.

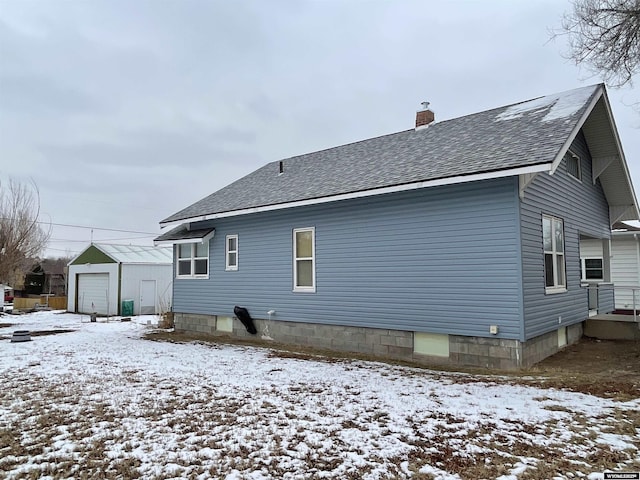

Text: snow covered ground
xmin=0 ymin=311 xmax=638 ymax=479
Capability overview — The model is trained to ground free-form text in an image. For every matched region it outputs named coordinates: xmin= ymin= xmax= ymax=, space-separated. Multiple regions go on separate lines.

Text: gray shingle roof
xmin=161 ymin=85 xmax=600 ymax=224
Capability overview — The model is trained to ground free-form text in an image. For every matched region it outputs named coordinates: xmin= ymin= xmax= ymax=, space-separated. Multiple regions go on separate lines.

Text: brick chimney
xmin=415 ymin=101 xmax=435 ymax=129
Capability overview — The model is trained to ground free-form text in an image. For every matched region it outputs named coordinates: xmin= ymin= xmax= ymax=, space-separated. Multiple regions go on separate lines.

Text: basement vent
xmin=414 ymin=332 xmax=449 ymax=357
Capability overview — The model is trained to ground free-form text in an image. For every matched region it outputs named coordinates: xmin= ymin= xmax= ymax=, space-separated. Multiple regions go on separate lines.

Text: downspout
xmin=514 ymin=177 xmax=526 ymax=366
xmin=514 ymin=177 xmax=526 ymax=345
xmin=635 ymin=234 xmax=639 ymax=323
xmin=635 ymin=234 xmax=640 ymax=287
xmin=118 ymin=263 xmax=122 ymax=316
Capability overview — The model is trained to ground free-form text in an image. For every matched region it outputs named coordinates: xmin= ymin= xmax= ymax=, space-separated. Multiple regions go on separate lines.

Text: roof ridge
xmin=493 ymin=83 xmax=602 ymax=111
xmin=160 ymin=84 xmax=609 ymax=226
xmin=266 ymin=84 xmax=603 ymax=166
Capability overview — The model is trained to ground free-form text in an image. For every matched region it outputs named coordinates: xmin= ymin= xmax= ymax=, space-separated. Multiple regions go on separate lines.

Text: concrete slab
xmin=584 ymin=317 xmax=640 ymax=340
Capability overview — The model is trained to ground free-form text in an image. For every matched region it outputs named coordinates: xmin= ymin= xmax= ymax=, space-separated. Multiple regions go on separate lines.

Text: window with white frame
xmin=293 ymin=227 xmax=315 ymax=292
xmin=565 ymin=150 xmax=581 ymax=181
xmin=225 ymin=235 xmax=238 ymax=271
xmin=581 ymin=258 xmax=603 ymax=280
xmin=177 ymin=242 xmax=209 ymax=278
xmin=543 ymin=215 xmax=566 ymax=291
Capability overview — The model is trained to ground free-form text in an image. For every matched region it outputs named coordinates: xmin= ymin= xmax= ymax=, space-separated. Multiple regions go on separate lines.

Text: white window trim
xmin=581 ymin=257 xmax=604 ymax=281
xmin=543 ymin=215 xmax=566 ymax=294
xmin=545 ymin=285 xmax=567 ymax=295
xmin=176 ymin=242 xmax=209 ymax=279
xmin=565 ymin=150 xmax=582 ymax=183
xmin=293 ymin=227 xmax=316 ymax=293
xmin=225 ymin=234 xmax=238 ymax=271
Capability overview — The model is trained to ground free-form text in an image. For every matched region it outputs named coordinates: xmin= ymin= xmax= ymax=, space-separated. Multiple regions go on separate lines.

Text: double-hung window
xmin=293 ymin=227 xmax=315 ymax=292
xmin=225 ymin=235 xmax=238 ymax=271
xmin=177 ymin=242 xmax=209 ymax=278
xmin=543 ymin=215 xmax=566 ymax=292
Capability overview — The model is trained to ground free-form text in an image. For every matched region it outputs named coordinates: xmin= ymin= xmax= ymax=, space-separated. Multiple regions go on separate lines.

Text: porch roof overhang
xmin=154 ymin=225 xmax=215 ymax=246
xmin=612 ymin=230 xmax=640 ymax=237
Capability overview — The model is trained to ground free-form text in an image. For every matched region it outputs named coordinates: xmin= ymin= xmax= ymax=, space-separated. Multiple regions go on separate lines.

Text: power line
xmin=46 ymin=246 xmax=81 ymax=254
xmin=46 ymin=221 xmax=158 ymax=235
xmin=0 ymin=218 xmax=159 ymax=235
xmin=49 ymin=234 xmax=155 ymax=243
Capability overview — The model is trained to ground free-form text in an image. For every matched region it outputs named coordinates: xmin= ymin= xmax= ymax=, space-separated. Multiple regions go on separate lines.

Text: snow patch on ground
xmin=0 ymin=311 xmax=638 ymax=479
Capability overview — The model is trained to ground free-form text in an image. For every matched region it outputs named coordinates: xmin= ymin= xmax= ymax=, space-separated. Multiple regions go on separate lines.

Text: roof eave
xmin=159 ymin=163 xmax=552 ymax=229
xmin=599 ymin=88 xmax=640 ymax=221
xmin=548 ymin=85 xmax=639 ymax=223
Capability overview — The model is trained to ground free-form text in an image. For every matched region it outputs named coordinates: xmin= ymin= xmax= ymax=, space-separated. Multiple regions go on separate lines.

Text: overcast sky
xmin=1 ymin=0 xmax=638 ymax=258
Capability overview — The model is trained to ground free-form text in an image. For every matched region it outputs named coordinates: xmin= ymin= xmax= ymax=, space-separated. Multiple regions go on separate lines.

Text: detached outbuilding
xmin=67 ymin=243 xmax=173 ymax=315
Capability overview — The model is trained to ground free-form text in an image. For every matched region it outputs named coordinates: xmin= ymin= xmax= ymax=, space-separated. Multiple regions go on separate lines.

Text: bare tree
xmin=559 ymin=0 xmax=640 ymax=87
xmin=0 ymin=179 xmax=50 ymax=286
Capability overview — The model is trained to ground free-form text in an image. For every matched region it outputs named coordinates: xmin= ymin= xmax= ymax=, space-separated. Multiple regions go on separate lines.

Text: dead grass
xmin=146 ymin=330 xmax=640 ymax=400
xmin=2 ymin=327 xmax=639 ymax=479
xmin=3 ymin=376 xmax=637 ymax=479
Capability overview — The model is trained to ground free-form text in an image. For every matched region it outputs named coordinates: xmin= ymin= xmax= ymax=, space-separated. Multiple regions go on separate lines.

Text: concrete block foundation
xmin=173 ymin=313 xmax=583 ymax=369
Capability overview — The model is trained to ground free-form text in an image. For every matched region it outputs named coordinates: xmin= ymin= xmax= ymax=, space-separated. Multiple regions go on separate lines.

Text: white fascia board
xmin=160 ymin=164 xmax=551 ymax=228
xmin=155 ymin=238 xmax=194 ymax=246
xmin=550 ymin=85 xmax=603 ymax=175
xmin=118 ymin=262 xmax=173 ymax=265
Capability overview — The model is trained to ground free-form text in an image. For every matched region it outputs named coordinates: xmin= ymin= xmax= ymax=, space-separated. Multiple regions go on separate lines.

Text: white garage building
xmin=67 ymin=243 xmax=173 ymax=316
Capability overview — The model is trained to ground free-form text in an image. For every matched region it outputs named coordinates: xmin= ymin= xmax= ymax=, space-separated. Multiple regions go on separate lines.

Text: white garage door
xmin=77 ymin=273 xmax=110 ymax=315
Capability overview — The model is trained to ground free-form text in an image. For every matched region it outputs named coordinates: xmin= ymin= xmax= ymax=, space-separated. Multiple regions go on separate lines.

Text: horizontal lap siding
xmin=174 ymin=177 xmax=523 ymax=338
xmin=611 ymin=236 xmax=640 ymax=308
xmin=579 ymin=239 xmax=603 ymax=258
xmin=520 ymin=131 xmax=610 ymax=340
xmin=121 ymin=264 xmax=173 ymax=315
xmin=597 ymin=284 xmax=615 ymax=313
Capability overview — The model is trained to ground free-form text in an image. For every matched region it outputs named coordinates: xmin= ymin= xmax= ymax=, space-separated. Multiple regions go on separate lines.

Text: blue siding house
xmin=157 ymin=84 xmax=638 ymax=368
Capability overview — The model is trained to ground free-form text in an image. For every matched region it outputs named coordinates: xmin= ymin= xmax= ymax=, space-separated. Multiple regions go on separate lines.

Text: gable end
xmin=71 ymin=245 xmax=117 ymax=265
